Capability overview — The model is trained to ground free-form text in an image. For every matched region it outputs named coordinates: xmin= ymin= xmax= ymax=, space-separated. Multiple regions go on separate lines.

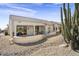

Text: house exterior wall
xmin=9 ymin=15 xmax=60 ymax=37
xmin=9 ymin=15 xmax=46 ymax=37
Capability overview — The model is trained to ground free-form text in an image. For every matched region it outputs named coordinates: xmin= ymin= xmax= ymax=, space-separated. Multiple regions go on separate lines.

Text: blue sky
xmin=0 ymin=3 xmax=74 ymax=30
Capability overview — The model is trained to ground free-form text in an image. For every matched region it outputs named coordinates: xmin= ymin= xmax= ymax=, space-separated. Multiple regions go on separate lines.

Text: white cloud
xmin=0 ymin=4 xmax=38 ymax=17
xmin=7 ymin=9 xmax=35 ymax=17
xmin=6 ymin=4 xmax=37 ymax=14
xmin=33 ymin=3 xmax=44 ymax=6
xmin=45 ymin=3 xmax=62 ymax=7
xmin=0 ymin=4 xmax=38 ymax=29
xmin=0 ymin=25 xmax=7 ymax=30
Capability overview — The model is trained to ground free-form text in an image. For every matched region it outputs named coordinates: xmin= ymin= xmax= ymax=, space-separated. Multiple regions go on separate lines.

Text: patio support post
xmin=34 ymin=26 xmax=36 ymax=35
xmin=9 ymin=25 xmax=13 ymax=37
xmin=45 ymin=26 xmax=48 ymax=35
xmin=9 ymin=18 xmax=13 ymax=37
xmin=14 ymin=25 xmax=16 ymax=36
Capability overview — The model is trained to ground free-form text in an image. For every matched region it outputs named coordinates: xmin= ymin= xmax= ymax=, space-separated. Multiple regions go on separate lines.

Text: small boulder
xmin=9 ymin=38 xmax=14 ymax=45
xmin=59 ymin=44 xmax=69 ymax=48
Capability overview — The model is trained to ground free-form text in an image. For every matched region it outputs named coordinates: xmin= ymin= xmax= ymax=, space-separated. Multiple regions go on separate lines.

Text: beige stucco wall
xmin=9 ymin=15 xmax=60 ymax=37
xmin=9 ymin=15 xmax=46 ymax=37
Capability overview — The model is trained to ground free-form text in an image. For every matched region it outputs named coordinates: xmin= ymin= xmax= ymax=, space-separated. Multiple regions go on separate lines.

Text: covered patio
xmin=15 ymin=25 xmax=45 ymax=37
xmin=9 ymin=15 xmax=60 ymax=44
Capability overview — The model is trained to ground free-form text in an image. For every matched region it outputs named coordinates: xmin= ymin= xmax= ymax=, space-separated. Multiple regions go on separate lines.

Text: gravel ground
xmin=0 ymin=34 xmax=79 ymax=56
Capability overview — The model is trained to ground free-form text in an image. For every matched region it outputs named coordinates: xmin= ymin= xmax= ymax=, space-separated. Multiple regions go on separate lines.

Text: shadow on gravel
xmin=15 ymin=32 xmax=60 ymax=46
xmin=74 ymin=50 xmax=79 ymax=53
xmin=15 ymin=37 xmax=48 ymax=46
xmin=46 ymin=32 xmax=60 ymax=38
xmin=73 ymin=47 xmax=79 ymax=53
xmin=71 ymin=43 xmax=79 ymax=53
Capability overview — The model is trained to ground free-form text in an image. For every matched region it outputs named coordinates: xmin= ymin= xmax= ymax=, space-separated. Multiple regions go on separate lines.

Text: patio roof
xmin=10 ymin=15 xmax=60 ymax=25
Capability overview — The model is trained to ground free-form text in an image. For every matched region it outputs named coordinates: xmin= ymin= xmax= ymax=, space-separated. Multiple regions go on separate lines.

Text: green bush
xmin=5 ymin=31 xmax=8 ymax=35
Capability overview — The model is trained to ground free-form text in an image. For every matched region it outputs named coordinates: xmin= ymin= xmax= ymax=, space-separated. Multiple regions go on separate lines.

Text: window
xmin=16 ymin=25 xmax=27 ymax=36
xmin=35 ymin=26 xmax=45 ymax=35
xmin=53 ymin=24 xmax=55 ymax=31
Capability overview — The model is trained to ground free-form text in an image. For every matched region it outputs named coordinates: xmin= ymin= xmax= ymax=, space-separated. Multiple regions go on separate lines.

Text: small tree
xmin=0 ymin=28 xmax=1 ymax=33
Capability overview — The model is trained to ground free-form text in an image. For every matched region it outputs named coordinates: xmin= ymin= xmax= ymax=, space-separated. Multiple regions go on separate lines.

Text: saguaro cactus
xmin=60 ymin=3 xmax=79 ymax=50
xmin=61 ymin=3 xmax=72 ymax=44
